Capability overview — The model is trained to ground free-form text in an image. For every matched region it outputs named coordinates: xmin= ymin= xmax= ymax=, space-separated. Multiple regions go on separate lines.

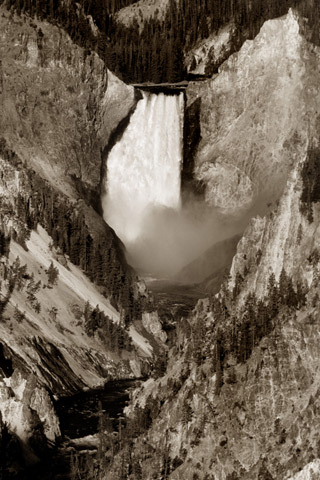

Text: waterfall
xmin=102 ymin=92 xmax=184 ymax=246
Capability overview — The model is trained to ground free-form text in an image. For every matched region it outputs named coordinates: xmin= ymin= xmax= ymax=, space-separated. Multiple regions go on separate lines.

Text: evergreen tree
xmin=215 ymin=330 xmax=224 ymax=394
xmin=46 ymin=261 xmax=59 ymax=286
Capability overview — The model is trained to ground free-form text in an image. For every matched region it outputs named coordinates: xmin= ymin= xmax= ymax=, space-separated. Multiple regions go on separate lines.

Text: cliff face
xmin=184 ymin=24 xmax=236 ymax=77
xmin=185 ymin=9 xmax=317 ymax=219
xmin=124 ymin=299 xmax=320 ymax=479
xmin=0 ymin=6 xmax=136 ymax=201
xmin=229 ymin=161 xmax=315 ymax=300
xmin=0 ymin=7 xmax=165 ymax=463
xmin=0 ymin=151 xmax=159 ymax=463
xmin=105 ymin=11 xmax=320 ymax=480
xmin=116 ymin=163 xmax=320 ymax=479
xmin=0 ymin=369 xmax=60 ymax=452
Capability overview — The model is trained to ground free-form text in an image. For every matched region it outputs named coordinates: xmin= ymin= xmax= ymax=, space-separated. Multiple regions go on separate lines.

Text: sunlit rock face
xmin=0 ymin=367 xmax=61 ymax=467
xmin=186 ymin=9 xmax=316 ymax=218
xmin=229 ymin=162 xmax=313 ymax=300
xmin=225 ymin=11 xmax=320 ymax=300
xmin=0 ymin=370 xmax=60 ymax=445
xmin=0 ymin=7 xmax=135 ymax=199
xmin=184 ymin=24 xmax=235 ymax=77
xmin=116 ymin=0 xmax=171 ymax=29
xmin=107 ymin=11 xmax=320 ymax=480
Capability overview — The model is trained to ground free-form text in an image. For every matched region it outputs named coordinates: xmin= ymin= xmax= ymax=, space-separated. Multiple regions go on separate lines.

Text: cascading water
xmin=102 ymin=90 xmax=240 ymax=277
xmin=103 ymin=92 xmax=184 ymax=247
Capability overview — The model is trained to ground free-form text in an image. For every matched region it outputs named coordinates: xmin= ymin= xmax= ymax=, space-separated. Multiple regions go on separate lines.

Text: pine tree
xmin=181 ymin=399 xmax=193 ymax=424
xmin=46 ymin=261 xmax=59 ymax=286
xmin=215 ymin=331 xmax=223 ymax=394
xmin=279 ymin=267 xmax=289 ymax=304
xmin=14 ymin=305 xmax=25 ymax=323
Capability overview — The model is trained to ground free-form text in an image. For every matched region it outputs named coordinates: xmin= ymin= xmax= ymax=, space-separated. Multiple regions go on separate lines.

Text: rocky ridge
xmin=186 ymin=9 xmax=313 ymax=219
xmin=184 ymin=23 xmax=236 ymax=77
xmin=104 ymin=10 xmax=320 ymax=480
xmin=0 ymin=6 xmax=136 ymax=201
xmin=0 ymin=6 xmax=165 ymax=467
xmin=115 ymin=0 xmax=170 ymax=29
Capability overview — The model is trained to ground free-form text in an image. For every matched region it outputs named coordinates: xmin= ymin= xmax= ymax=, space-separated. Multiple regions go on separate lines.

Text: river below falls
xmin=22 ymin=379 xmax=141 ymax=480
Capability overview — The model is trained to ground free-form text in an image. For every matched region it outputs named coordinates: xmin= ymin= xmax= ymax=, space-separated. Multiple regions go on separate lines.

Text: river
xmin=21 ymin=379 xmax=141 ymax=480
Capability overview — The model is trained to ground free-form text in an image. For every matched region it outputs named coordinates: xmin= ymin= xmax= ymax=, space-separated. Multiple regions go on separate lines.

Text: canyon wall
xmin=0 ymin=6 xmax=136 ymax=201
xmin=0 ymin=6 xmax=165 ymax=464
xmin=185 ymin=9 xmax=315 ymax=219
xmin=108 ymin=10 xmax=320 ymax=479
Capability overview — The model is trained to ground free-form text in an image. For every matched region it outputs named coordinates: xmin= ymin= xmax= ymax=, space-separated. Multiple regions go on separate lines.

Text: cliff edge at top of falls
xmin=0 ymin=6 xmax=136 ymax=201
xmin=185 ymin=9 xmax=316 ymax=219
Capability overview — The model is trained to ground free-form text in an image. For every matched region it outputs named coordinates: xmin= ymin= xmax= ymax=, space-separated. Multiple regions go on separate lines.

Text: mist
xmin=124 ymin=194 xmax=247 ymax=278
xmin=102 ymin=90 xmax=275 ymax=280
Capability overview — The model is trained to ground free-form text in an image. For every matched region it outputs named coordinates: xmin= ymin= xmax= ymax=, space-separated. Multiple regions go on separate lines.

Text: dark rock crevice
xmin=0 ymin=342 xmax=13 ymax=377
xmin=181 ymin=95 xmax=204 ymax=200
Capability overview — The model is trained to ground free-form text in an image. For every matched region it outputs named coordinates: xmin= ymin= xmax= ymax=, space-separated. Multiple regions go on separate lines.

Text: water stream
xmin=23 ymin=379 xmax=140 ymax=480
xmin=102 ymin=92 xmax=184 ymax=245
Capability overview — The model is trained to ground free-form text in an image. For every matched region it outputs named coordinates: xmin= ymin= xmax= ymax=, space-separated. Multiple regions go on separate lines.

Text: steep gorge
xmin=101 ymin=9 xmax=320 ymax=480
xmin=0 ymin=6 xmax=166 ymax=470
xmin=1 ymin=2 xmax=320 ymax=479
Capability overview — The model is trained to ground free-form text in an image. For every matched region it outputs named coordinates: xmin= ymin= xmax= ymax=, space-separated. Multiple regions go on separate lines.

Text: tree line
xmin=3 ymin=0 xmax=320 ymax=83
xmin=300 ymin=147 xmax=320 ymax=223
xmin=0 ymin=139 xmax=141 ymax=326
xmin=210 ymin=269 xmax=307 ymax=393
xmin=83 ymin=301 xmax=133 ymax=352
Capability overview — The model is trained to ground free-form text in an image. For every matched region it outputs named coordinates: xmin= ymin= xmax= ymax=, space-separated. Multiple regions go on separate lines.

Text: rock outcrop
xmin=115 ymin=0 xmax=170 ymax=29
xmin=0 ymin=6 xmax=136 ymax=202
xmin=184 ymin=24 xmax=236 ymax=77
xmin=0 ymin=7 xmax=165 ymax=463
xmin=185 ymin=9 xmax=318 ymax=219
xmin=105 ymin=10 xmax=320 ymax=479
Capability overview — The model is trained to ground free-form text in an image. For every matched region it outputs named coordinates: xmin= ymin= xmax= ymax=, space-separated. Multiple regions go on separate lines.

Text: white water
xmin=103 ymin=92 xmax=184 ymax=244
xmin=102 ymin=91 xmax=244 ymax=276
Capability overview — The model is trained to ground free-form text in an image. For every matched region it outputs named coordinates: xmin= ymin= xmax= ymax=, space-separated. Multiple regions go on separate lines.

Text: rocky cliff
xmin=0 ymin=149 xmax=162 ymax=468
xmin=0 ymin=6 xmax=164 ymax=466
xmin=121 ymin=293 xmax=320 ymax=479
xmin=115 ymin=0 xmax=170 ymax=29
xmin=185 ymin=9 xmax=315 ymax=219
xmin=103 ymin=10 xmax=320 ymax=480
xmin=0 ymin=6 xmax=136 ymax=203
